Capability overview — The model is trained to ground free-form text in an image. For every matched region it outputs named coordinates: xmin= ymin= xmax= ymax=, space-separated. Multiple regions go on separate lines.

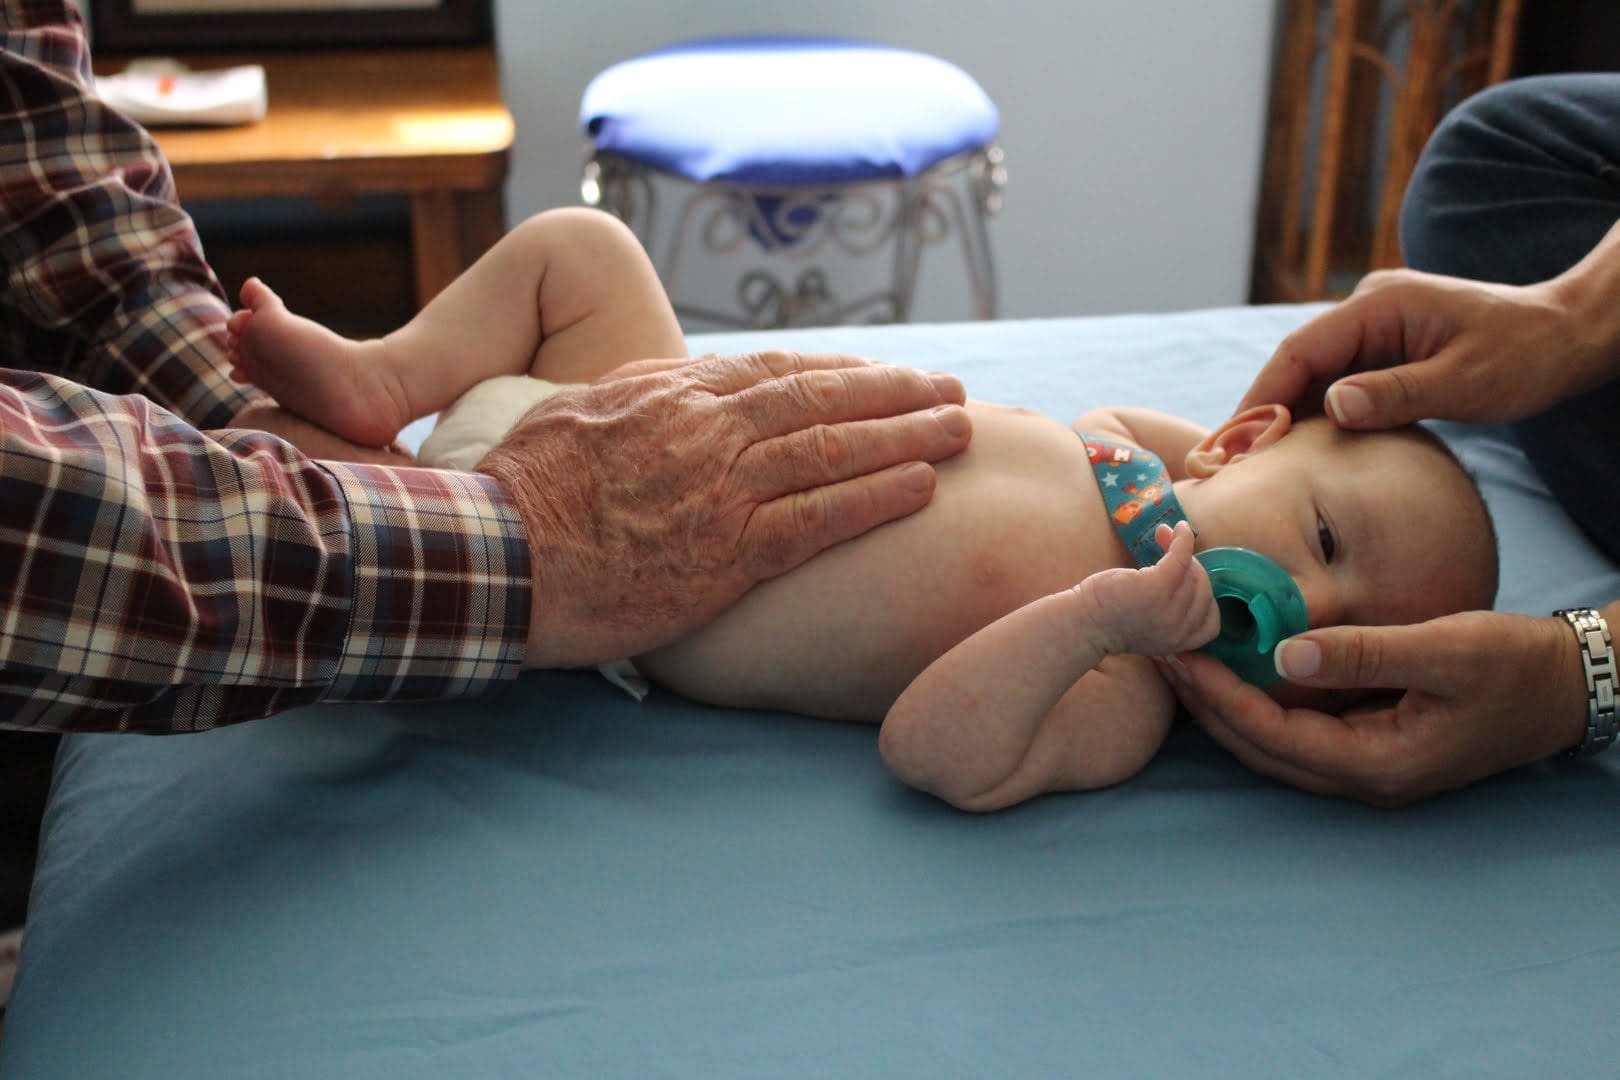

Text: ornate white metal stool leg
xmin=582 ymin=143 xmax=1005 ymax=330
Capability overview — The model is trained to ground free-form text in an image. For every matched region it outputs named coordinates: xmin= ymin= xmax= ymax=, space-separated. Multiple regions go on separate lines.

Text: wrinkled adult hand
xmin=228 ymin=399 xmax=415 ymax=465
xmin=477 ymin=350 xmax=971 ymax=668
xmin=1240 ymin=269 xmax=1619 ymax=428
xmin=1158 ymin=610 xmax=1590 ymax=807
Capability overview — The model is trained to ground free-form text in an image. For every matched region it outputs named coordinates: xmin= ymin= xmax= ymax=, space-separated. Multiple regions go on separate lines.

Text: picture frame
xmin=90 ymin=0 xmax=492 ymax=53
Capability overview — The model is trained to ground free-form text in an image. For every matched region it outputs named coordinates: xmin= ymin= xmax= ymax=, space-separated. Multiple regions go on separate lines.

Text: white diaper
xmin=419 ymin=376 xmax=650 ymax=702
xmin=598 ymin=658 xmax=649 ymax=701
xmin=417 ymin=374 xmax=568 ymax=471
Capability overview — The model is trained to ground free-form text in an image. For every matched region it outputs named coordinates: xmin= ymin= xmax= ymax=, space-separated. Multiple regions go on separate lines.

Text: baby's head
xmin=1175 ymin=405 xmax=1498 ymax=656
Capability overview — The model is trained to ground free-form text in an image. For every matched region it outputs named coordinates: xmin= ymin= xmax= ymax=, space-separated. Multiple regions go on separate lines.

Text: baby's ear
xmin=1183 ymin=404 xmax=1292 ymax=478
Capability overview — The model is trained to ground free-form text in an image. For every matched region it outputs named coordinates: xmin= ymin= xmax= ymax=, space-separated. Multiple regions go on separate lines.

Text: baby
xmin=230 ymin=208 xmax=1499 ymax=812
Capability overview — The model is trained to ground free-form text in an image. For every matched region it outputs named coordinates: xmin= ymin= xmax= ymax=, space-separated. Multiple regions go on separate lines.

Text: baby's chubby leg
xmin=229 ymin=207 xmax=683 ymax=447
xmin=386 ymin=206 xmax=685 ymax=394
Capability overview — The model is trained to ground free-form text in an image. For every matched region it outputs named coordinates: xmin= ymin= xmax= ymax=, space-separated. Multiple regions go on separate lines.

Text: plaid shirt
xmin=0 ymin=1 xmax=531 ymax=732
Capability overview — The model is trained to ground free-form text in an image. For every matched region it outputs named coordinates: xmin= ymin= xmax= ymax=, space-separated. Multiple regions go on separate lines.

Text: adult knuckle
xmin=874 ymin=361 xmax=920 ymax=396
xmin=797 ymin=369 xmax=850 ymax=412
xmin=1338 ymin=631 xmax=1385 ymax=686
xmin=685 ymin=351 xmax=727 ymax=377
xmin=792 ymin=489 xmax=832 ymax=540
xmin=1381 ymin=363 xmax=1426 ymax=413
xmin=755 ymin=349 xmax=804 ymax=380
xmin=1355 ymin=268 xmax=1404 ymax=296
xmin=810 ymin=422 xmax=850 ymax=473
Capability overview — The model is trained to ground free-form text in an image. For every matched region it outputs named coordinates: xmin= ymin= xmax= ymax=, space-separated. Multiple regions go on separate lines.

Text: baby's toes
xmin=238 ymin=275 xmax=284 ymax=314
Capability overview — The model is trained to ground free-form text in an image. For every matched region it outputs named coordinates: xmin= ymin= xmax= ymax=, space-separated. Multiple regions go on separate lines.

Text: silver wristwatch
xmin=1554 ymin=608 xmax=1618 ymax=757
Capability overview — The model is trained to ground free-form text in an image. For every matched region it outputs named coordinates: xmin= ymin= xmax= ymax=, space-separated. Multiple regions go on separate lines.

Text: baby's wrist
xmin=1067 ymin=573 xmax=1135 ymax=658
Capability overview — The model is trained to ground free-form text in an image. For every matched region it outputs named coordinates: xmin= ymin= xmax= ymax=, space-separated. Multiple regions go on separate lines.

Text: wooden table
xmin=97 ymin=47 xmax=514 ymax=307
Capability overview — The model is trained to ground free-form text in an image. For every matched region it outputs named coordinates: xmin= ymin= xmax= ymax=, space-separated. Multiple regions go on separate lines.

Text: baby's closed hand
xmin=1074 ymin=522 xmax=1221 ymax=658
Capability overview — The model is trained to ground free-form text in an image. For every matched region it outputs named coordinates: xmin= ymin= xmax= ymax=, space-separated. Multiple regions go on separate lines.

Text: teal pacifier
xmin=1194 ymin=548 xmax=1309 ymax=689
xmin=1079 ymin=432 xmax=1310 ymax=690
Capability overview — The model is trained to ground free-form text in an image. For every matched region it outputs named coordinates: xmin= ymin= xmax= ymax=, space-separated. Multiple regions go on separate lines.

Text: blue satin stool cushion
xmin=579 ymin=36 xmax=1000 ymax=186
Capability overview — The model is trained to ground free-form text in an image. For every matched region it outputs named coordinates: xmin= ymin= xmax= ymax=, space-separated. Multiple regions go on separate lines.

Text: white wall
xmin=494 ymin=0 xmax=1277 ymax=321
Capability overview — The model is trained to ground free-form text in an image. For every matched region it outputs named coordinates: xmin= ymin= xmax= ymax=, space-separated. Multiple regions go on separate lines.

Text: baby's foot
xmin=227 ymin=278 xmax=411 ymax=448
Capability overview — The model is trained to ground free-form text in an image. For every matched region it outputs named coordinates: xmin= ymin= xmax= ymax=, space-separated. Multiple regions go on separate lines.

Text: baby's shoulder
xmin=1067 ymin=407 xmax=1138 ymax=445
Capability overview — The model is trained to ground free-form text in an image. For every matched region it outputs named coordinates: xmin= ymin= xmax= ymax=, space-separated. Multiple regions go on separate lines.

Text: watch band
xmin=1554 ymin=608 xmax=1618 ymax=757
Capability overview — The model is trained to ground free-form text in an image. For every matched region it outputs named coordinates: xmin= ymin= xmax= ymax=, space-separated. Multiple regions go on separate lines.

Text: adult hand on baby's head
xmin=1240 ymin=269 xmax=1616 ymax=429
xmin=1160 ymin=610 xmax=1590 ymax=807
xmin=477 ymin=350 xmax=971 ymax=669
xmin=227 ymin=399 xmax=415 ymax=465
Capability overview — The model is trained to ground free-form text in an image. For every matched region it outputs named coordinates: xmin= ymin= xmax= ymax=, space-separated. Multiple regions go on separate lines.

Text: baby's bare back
xmin=635 ymin=402 xmax=1128 ymax=720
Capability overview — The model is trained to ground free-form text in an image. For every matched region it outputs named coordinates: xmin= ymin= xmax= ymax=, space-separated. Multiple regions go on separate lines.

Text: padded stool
xmin=579 ymin=36 xmax=1005 ymax=329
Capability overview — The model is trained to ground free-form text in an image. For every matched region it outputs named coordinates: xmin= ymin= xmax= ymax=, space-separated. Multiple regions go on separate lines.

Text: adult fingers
xmin=589 ymin=355 xmax=693 ymax=381
xmin=736 ymin=462 xmax=939 ymax=579
xmin=1240 ymin=273 xmax=1460 ymax=427
xmin=727 ymin=361 xmax=966 ymax=438
xmin=1270 ymin=620 xmax=1472 ymax=695
xmin=1237 ymin=292 xmax=1384 ymax=415
xmin=1164 ymin=652 xmax=1349 ymax=794
xmin=1319 ymin=343 xmax=1474 ymax=429
xmin=735 ymin=406 xmax=972 ymax=500
xmin=682 ymin=350 xmax=883 ymax=394
xmin=601 ymin=352 xmax=923 ymax=390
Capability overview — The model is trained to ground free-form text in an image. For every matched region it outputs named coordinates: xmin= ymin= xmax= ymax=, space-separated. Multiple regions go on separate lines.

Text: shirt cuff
xmin=319 ymin=462 xmax=532 ymax=700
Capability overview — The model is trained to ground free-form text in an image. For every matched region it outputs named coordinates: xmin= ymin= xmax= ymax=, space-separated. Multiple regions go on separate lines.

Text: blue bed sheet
xmin=6 ymin=305 xmax=1620 ymax=1078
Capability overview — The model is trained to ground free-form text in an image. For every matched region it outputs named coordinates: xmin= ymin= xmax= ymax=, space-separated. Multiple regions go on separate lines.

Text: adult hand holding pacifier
xmin=1162 ymin=611 xmax=1590 ymax=806
xmin=1173 ymin=240 xmax=1620 ymax=804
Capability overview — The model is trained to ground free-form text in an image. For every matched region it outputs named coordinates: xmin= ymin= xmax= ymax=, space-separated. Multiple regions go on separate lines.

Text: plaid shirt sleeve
xmin=0 ymin=0 xmax=261 ymax=430
xmin=0 ymin=5 xmax=534 ymax=732
xmin=0 ymin=372 xmax=532 ymax=733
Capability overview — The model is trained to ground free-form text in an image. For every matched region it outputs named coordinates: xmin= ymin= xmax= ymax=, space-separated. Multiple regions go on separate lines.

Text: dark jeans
xmin=1401 ymin=73 xmax=1620 ymax=562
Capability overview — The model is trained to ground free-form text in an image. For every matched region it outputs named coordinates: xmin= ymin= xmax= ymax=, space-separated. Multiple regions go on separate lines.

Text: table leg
xmin=410 ymin=187 xmax=508 ymax=308
xmin=455 ymin=186 xmax=506 ymax=268
xmin=410 ymin=189 xmax=462 ymax=308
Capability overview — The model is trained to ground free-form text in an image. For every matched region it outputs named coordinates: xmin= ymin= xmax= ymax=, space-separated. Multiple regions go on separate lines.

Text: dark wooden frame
xmin=90 ymin=0 xmax=491 ymax=53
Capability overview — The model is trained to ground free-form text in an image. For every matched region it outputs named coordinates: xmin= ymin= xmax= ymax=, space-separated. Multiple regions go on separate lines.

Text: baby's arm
xmin=1072 ymin=407 xmax=1209 ymax=480
xmin=879 ymin=523 xmax=1219 ymax=811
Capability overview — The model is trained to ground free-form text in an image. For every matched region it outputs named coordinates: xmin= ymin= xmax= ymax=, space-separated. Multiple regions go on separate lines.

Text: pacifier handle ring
xmin=1195 ymin=547 xmax=1309 ymax=688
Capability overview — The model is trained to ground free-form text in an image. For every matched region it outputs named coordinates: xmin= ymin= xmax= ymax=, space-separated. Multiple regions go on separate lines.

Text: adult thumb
xmin=1323 ymin=363 xmax=1440 ymax=430
xmin=1273 ymin=622 xmax=1452 ymax=694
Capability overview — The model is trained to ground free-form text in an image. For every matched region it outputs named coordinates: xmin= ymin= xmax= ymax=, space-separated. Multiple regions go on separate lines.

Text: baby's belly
xmin=635 ymin=404 xmax=1119 ymax=720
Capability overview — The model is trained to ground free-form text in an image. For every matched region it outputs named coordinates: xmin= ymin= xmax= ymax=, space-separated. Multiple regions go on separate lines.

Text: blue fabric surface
xmin=7 ymin=306 xmax=1620 ymax=1078
xmin=579 ymin=36 xmax=999 ymax=185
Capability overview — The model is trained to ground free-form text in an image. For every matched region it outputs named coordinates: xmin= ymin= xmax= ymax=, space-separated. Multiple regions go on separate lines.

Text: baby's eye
xmin=1317 ymin=515 xmax=1337 ymax=564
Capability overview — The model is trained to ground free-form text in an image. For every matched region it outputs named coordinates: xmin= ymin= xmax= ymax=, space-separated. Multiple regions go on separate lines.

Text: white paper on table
xmin=95 ymin=59 xmax=268 ymax=127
